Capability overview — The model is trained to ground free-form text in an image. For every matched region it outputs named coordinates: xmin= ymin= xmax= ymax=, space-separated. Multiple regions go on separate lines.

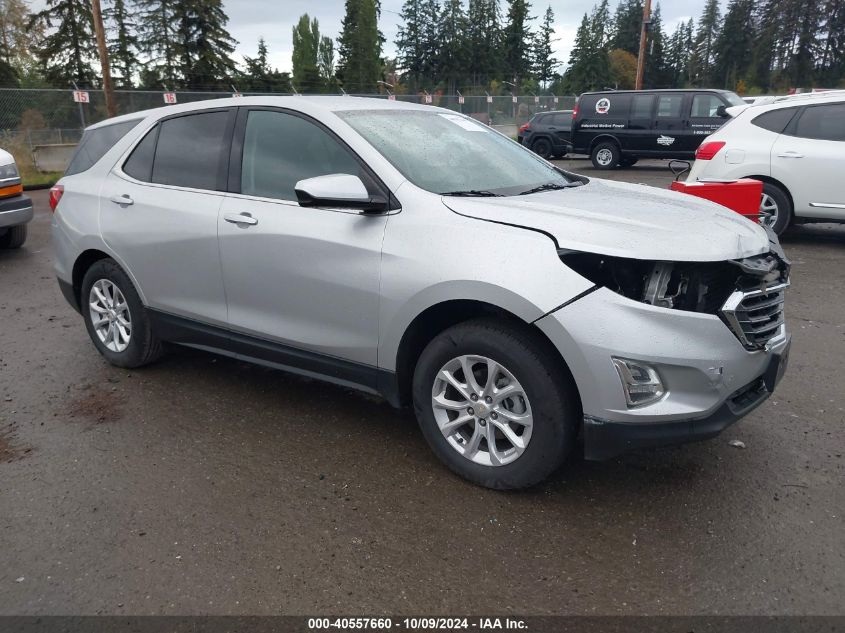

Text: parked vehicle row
xmin=0 ymin=147 xmax=32 ymax=249
xmin=688 ymin=93 xmax=845 ymax=234
xmin=51 ymin=97 xmax=791 ymax=489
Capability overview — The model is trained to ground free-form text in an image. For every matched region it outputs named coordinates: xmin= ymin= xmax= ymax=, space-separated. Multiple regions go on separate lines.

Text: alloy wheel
xmin=760 ymin=192 xmax=779 ymax=228
xmin=431 ymin=355 xmax=533 ymax=467
xmin=89 ymin=279 xmax=132 ymax=353
xmin=596 ymin=148 xmax=613 ymax=166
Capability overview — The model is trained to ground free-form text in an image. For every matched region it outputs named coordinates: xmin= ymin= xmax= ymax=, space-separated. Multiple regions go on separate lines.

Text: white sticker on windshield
xmin=438 ymin=113 xmax=485 ymax=131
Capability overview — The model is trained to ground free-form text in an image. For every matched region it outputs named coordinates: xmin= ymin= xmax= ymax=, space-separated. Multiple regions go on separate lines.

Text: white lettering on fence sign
xmin=163 ymin=92 xmax=178 ymax=104
xmin=72 ymin=91 xmax=89 ymax=103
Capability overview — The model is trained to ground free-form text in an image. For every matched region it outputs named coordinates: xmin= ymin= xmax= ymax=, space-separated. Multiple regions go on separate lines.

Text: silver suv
xmin=51 ymin=97 xmax=791 ymax=489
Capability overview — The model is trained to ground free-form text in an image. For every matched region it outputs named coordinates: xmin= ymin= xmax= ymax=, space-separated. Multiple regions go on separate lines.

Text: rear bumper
xmin=0 ymin=194 xmax=33 ymax=228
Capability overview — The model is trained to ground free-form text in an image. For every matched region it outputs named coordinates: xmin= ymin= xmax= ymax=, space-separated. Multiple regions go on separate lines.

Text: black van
xmin=571 ymin=89 xmax=746 ymax=169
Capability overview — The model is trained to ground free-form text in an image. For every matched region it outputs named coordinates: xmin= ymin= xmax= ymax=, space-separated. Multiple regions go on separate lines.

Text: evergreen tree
xmin=337 ymin=0 xmax=382 ymax=92
xmin=436 ymin=0 xmax=468 ymax=94
xmin=689 ymin=0 xmax=721 ymax=86
xmin=292 ymin=14 xmax=321 ymax=92
xmin=502 ymin=0 xmax=534 ymax=87
xmin=241 ymin=37 xmax=291 ymax=92
xmin=563 ymin=1 xmax=612 ymax=94
xmin=466 ymin=0 xmax=501 ymax=87
xmin=610 ymin=0 xmax=643 ymax=55
xmin=665 ymin=20 xmax=690 ymax=88
xmin=136 ymin=0 xmax=178 ymax=85
xmin=173 ymin=0 xmax=237 ymax=89
xmin=533 ymin=5 xmax=559 ymax=88
xmin=104 ymin=0 xmax=139 ymax=88
xmin=2 ymin=0 xmax=42 ymax=73
xmin=643 ymin=3 xmax=667 ymax=87
xmin=713 ymin=0 xmax=755 ymax=90
xmin=396 ymin=0 xmax=428 ymax=91
xmin=818 ymin=0 xmax=845 ymax=85
xmin=318 ymin=36 xmax=336 ymax=89
xmin=29 ymin=0 xmax=97 ymax=86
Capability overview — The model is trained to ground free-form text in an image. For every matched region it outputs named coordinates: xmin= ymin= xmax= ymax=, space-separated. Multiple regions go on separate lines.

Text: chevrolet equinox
xmin=51 ymin=97 xmax=791 ymax=489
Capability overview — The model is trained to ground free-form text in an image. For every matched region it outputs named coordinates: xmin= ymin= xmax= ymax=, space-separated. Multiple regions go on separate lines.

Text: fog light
xmin=612 ymin=358 xmax=665 ymax=407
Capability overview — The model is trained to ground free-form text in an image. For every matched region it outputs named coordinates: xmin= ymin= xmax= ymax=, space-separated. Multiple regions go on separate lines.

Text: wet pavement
xmin=1 ymin=174 xmax=843 ymax=615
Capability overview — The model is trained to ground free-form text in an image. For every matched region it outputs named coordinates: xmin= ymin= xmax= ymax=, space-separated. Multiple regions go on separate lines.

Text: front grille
xmin=721 ymin=281 xmax=789 ymax=349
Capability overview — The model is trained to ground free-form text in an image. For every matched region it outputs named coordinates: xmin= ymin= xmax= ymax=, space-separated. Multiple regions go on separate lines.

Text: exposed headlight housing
xmin=0 ymin=161 xmax=20 ymax=180
xmin=612 ymin=358 xmax=665 ymax=407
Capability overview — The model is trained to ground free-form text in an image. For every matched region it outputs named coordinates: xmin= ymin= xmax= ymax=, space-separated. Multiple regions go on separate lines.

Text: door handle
xmin=777 ymin=151 xmax=804 ymax=158
xmin=110 ymin=194 xmax=134 ymax=206
xmin=224 ymin=212 xmax=258 ymax=226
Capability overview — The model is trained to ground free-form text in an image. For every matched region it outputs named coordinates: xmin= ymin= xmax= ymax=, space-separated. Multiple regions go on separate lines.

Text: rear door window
xmin=151 ymin=111 xmax=231 ymax=190
xmin=65 ymin=119 xmax=141 ymax=175
xmin=752 ymin=108 xmax=798 ymax=134
xmin=631 ymin=95 xmax=655 ymax=119
xmin=657 ymin=95 xmax=684 ymax=118
xmin=122 ymin=125 xmax=158 ymax=182
xmin=793 ymin=104 xmax=845 ymax=141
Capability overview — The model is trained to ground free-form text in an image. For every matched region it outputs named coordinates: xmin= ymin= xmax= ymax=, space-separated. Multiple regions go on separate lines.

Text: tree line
xmin=1 ymin=0 xmax=843 ymax=96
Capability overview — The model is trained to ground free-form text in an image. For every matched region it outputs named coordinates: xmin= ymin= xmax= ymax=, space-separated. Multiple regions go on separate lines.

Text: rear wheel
xmin=412 ymin=319 xmax=578 ymax=489
xmin=81 ymin=259 xmax=164 ymax=368
xmin=759 ymin=182 xmax=792 ymax=235
xmin=0 ymin=224 xmax=27 ymax=249
xmin=591 ymin=141 xmax=620 ymax=169
xmin=531 ymin=137 xmax=553 ymax=159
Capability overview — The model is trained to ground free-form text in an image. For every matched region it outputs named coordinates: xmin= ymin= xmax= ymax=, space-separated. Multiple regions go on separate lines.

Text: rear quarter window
xmin=752 ymin=108 xmax=798 ymax=134
xmin=65 ymin=119 xmax=141 ymax=176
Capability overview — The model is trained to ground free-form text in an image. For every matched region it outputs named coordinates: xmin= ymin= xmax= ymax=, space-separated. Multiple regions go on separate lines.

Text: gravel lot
xmin=1 ymin=162 xmax=843 ymax=615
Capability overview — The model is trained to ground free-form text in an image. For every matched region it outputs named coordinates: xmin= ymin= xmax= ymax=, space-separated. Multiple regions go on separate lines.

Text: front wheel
xmin=412 ymin=319 xmax=579 ymax=489
xmin=81 ymin=259 xmax=164 ymax=368
xmin=591 ymin=142 xmax=620 ymax=169
xmin=759 ymin=182 xmax=792 ymax=235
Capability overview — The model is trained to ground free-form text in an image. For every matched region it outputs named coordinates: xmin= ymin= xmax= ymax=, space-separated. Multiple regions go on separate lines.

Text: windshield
xmin=722 ymin=92 xmax=747 ymax=107
xmin=337 ymin=109 xmax=574 ymax=196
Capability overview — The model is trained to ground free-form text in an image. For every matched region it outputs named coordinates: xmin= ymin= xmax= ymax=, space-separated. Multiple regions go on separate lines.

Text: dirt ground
xmin=1 ymin=166 xmax=843 ymax=615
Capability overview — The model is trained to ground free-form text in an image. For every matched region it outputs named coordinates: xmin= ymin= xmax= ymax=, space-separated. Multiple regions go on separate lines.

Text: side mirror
xmin=294 ymin=174 xmax=387 ymax=213
xmin=716 ymin=104 xmax=729 ymax=118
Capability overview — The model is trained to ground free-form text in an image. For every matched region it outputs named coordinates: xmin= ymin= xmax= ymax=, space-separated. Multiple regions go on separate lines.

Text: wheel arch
xmin=589 ymin=134 xmax=621 ymax=153
xmin=743 ymin=174 xmax=794 ymax=209
xmin=71 ymin=249 xmax=113 ymax=310
xmin=390 ymin=299 xmax=581 ymax=411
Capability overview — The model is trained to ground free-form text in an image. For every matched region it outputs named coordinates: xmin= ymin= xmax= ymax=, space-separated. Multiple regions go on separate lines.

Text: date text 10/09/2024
xmin=307 ymin=617 xmax=528 ymax=630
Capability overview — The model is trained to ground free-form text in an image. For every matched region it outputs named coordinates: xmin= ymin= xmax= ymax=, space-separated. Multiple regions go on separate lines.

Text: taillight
xmin=695 ymin=141 xmax=726 ymax=160
xmin=48 ymin=184 xmax=64 ymax=212
xmin=518 ymin=122 xmax=530 ymax=133
xmin=572 ymin=105 xmax=579 ymax=119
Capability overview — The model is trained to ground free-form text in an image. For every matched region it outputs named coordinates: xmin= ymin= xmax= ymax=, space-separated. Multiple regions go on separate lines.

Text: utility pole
xmin=635 ymin=0 xmax=652 ymax=90
xmin=91 ymin=0 xmax=117 ymax=118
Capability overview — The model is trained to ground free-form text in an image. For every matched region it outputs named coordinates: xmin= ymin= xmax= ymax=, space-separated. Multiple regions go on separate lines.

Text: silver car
xmin=51 ymin=97 xmax=791 ymax=489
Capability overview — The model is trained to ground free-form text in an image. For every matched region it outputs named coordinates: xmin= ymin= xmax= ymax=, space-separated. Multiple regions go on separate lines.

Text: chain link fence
xmin=0 ymin=88 xmax=577 ymax=175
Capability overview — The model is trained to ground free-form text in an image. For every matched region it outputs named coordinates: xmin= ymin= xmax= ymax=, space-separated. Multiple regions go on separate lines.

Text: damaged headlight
xmin=0 ymin=161 xmax=19 ymax=180
xmin=558 ymin=249 xmax=788 ymax=315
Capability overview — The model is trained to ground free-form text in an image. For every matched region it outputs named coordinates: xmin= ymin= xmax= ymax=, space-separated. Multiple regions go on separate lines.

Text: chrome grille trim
xmin=721 ymin=281 xmax=789 ymax=350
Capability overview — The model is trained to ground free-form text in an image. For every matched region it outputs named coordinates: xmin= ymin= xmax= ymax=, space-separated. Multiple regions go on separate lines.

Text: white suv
xmin=687 ymin=94 xmax=845 ymax=234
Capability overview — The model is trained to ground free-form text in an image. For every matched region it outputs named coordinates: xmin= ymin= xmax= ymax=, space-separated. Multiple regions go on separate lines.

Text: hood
xmin=442 ymin=178 xmax=770 ymax=262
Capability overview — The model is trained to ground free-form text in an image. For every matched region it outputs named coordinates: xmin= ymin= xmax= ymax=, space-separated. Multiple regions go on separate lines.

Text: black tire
xmin=759 ymin=181 xmax=793 ymax=236
xmin=81 ymin=258 xmax=164 ymax=368
xmin=412 ymin=318 xmax=579 ymax=490
xmin=0 ymin=224 xmax=27 ymax=249
xmin=619 ymin=157 xmax=638 ymax=168
xmin=590 ymin=141 xmax=620 ymax=169
xmin=531 ymin=137 xmax=553 ymax=159
xmin=552 ymin=150 xmax=569 ymax=159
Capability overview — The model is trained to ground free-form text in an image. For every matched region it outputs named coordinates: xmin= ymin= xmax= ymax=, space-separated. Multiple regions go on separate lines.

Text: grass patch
xmin=21 ymin=168 xmax=62 ymax=187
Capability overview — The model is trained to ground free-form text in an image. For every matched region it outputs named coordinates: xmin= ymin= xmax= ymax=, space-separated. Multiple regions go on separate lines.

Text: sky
xmin=226 ymin=0 xmax=704 ymax=76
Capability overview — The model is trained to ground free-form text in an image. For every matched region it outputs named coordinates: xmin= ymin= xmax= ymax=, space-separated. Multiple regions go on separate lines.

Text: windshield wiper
xmin=441 ymin=189 xmax=503 ymax=197
xmin=518 ymin=182 xmax=580 ymax=196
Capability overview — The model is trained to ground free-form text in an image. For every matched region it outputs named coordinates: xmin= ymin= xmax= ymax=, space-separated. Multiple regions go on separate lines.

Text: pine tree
xmin=104 ymin=0 xmax=139 ymax=88
xmin=533 ymin=5 xmax=559 ymax=88
xmin=172 ymin=0 xmax=237 ymax=89
xmin=136 ymin=0 xmax=178 ymax=85
xmin=643 ymin=3 xmax=667 ymax=88
xmin=610 ymin=0 xmax=643 ymax=55
xmin=502 ymin=0 xmax=534 ymax=87
xmin=713 ymin=0 xmax=755 ymax=90
xmin=241 ymin=38 xmax=290 ymax=92
xmin=396 ymin=0 xmax=427 ymax=91
xmin=292 ymin=14 xmax=321 ymax=92
xmin=665 ymin=21 xmax=689 ymax=88
xmin=337 ymin=0 xmax=382 ymax=92
xmin=436 ymin=0 xmax=468 ymax=94
xmin=466 ymin=0 xmax=501 ymax=87
xmin=818 ymin=0 xmax=845 ymax=85
xmin=690 ymin=0 xmax=721 ymax=86
xmin=29 ymin=0 xmax=98 ymax=86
